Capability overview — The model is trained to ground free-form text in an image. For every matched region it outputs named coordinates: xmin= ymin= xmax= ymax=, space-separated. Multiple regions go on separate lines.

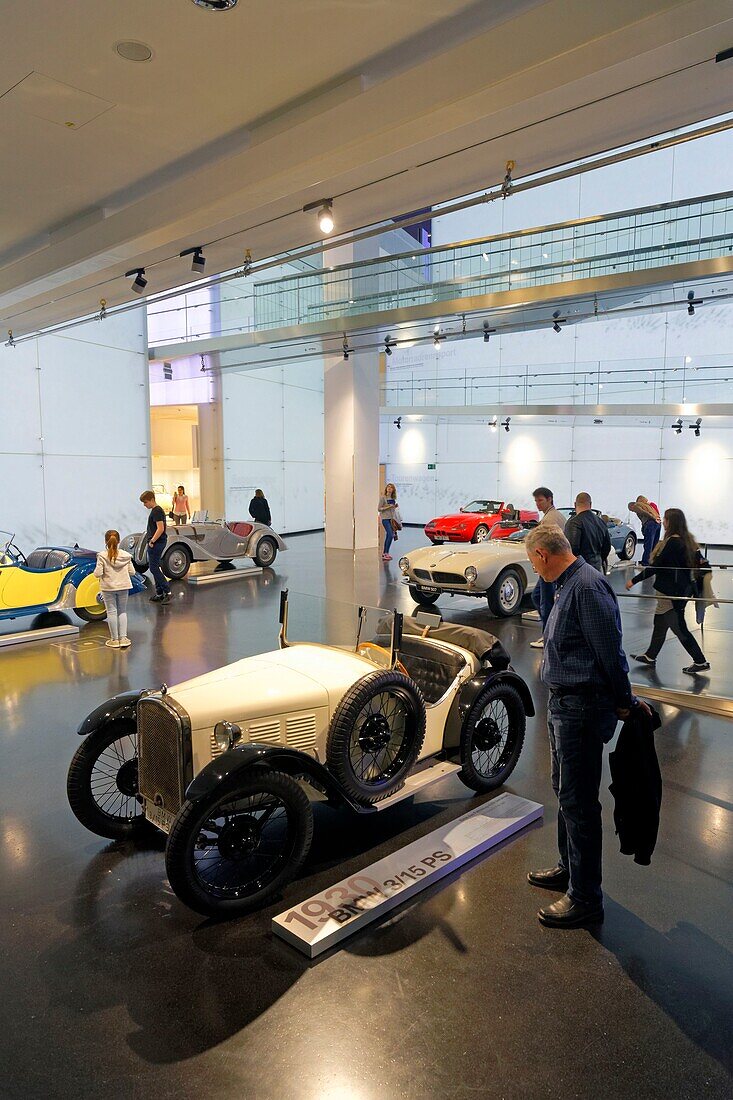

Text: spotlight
xmin=691 ymin=417 xmax=702 ymax=437
xmin=342 ymin=337 xmax=350 ymax=361
xmin=594 ymin=418 xmax=603 ymax=424
xmin=489 ymin=418 xmax=497 ymax=432
xmin=672 ymin=418 xmax=683 ymax=435
xmin=433 ymin=326 xmax=442 ymax=350
xmin=552 ymin=310 xmax=564 ymax=333
xmin=687 ymin=289 xmax=703 ymax=315
xmin=180 ymin=246 xmax=206 ymax=274
xmin=384 ymin=335 xmax=395 ymax=356
xmin=483 ymin=322 xmax=496 ymax=343
xmin=501 ymin=417 xmax=511 ymax=433
xmin=125 ymin=267 xmax=147 ymax=294
xmin=163 ymin=362 xmax=173 ymax=381
xmin=303 ymin=198 xmax=334 ymax=234
xmin=394 ymin=416 xmax=402 ymax=430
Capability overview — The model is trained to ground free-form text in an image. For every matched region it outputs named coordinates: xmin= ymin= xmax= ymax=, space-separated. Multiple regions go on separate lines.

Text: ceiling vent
xmin=114 ymin=40 xmax=153 ymax=62
xmin=191 ymin=0 xmax=238 ymax=10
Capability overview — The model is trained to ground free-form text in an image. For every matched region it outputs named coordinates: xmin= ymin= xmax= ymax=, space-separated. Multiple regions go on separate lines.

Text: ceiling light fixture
xmin=384 ymin=335 xmax=395 ymax=356
xmin=191 ymin=0 xmax=239 ymax=10
xmin=303 ymin=198 xmax=334 ymax=235
xmin=433 ymin=326 xmax=442 ymax=350
xmin=483 ymin=322 xmax=496 ymax=343
xmin=394 ymin=416 xmax=402 ymax=430
xmin=671 ymin=418 xmax=683 ymax=435
xmin=114 ymin=40 xmax=154 ymax=62
xmin=687 ymin=290 xmax=703 ymax=315
xmin=342 ymin=336 xmax=350 ymax=361
xmin=501 ymin=417 xmax=511 ymax=433
xmin=690 ymin=417 xmax=702 ymax=437
xmin=489 ymin=417 xmax=497 ymax=432
xmin=552 ymin=310 xmax=564 ymax=333
xmin=180 ymin=246 xmax=206 ymax=274
xmin=125 ymin=267 xmax=147 ymax=294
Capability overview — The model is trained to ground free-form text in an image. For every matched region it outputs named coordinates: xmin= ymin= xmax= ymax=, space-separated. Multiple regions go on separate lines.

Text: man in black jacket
xmin=564 ymin=493 xmax=612 ymax=573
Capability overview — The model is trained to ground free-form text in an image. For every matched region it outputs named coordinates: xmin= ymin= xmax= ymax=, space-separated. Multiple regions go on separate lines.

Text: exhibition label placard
xmin=272 ymin=791 xmax=543 ymax=957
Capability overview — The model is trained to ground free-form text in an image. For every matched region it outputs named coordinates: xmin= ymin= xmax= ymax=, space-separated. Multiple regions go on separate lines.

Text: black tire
xmin=459 ymin=682 xmax=526 ymax=792
xmin=326 ymin=671 xmax=425 ymax=805
xmin=619 ymin=532 xmax=637 ymax=561
xmin=165 ymin=771 xmax=313 ymax=917
xmin=161 ymin=544 xmax=192 ymax=580
xmin=254 ymin=536 xmax=278 ymax=567
xmin=408 ymin=584 xmax=440 ymax=606
xmin=32 ymin=610 xmax=70 ymax=629
xmin=75 ymin=604 xmax=107 ymax=623
xmin=487 ymin=568 xmax=525 ymax=617
xmin=472 ymin=524 xmax=490 ymax=543
xmin=67 ymin=723 xmax=150 ymax=840
xmin=133 ymin=536 xmax=149 ymax=574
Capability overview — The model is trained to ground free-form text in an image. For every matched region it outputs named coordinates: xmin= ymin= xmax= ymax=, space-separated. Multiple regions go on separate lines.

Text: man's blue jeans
xmin=547 ymin=693 xmax=618 ymax=905
xmin=147 ymin=538 xmax=170 ymax=595
xmin=532 ymin=576 xmax=556 ymax=627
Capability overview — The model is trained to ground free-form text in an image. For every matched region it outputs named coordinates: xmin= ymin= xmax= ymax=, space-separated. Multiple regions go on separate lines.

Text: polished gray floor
xmin=0 ymin=531 xmax=731 ymax=1099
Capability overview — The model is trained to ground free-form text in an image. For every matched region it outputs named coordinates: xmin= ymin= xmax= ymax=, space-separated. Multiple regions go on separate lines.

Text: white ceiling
xmin=1 ymin=0 xmax=732 ymax=336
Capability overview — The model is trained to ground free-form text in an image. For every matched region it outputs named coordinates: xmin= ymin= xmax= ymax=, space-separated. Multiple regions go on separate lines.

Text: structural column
xmin=324 ymin=349 xmax=380 ymax=550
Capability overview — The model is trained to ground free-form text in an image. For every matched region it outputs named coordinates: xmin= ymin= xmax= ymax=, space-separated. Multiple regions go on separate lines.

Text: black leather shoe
xmin=527 ymin=865 xmax=569 ymax=890
xmin=538 ymin=893 xmax=604 ymax=928
xmin=149 ymin=594 xmax=163 ymax=602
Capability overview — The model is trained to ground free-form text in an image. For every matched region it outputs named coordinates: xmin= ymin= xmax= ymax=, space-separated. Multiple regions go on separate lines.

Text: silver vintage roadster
xmin=123 ymin=518 xmax=287 ymax=579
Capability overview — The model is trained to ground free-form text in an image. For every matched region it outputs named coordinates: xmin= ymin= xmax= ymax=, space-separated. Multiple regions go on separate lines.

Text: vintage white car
xmin=66 ymin=592 xmax=533 ymax=917
xmin=123 ymin=517 xmax=286 ymax=579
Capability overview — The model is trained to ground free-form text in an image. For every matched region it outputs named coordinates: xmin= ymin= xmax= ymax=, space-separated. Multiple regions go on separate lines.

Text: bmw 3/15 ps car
xmin=123 ymin=518 xmax=287 ymax=579
xmin=67 ymin=592 xmax=533 ymax=916
xmin=0 ymin=532 xmax=145 ymax=625
xmin=425 ymin=500 xmax=539 ymax=544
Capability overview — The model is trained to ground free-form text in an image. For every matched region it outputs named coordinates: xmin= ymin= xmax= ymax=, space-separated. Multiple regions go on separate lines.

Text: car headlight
xmin=456 ymin=522 xmax=466 ymax=530
xmin=464 ymin=566 xmax=478 ymax=584
xmin=399 ymin=556 xmax=409 ymax=572
xmin=214 ymin=721 xmax=242 ymax=752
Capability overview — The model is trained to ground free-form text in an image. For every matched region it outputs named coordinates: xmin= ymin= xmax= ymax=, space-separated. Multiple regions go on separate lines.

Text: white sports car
xmin=400 ymin=531 xmax=539 ymax=617
xmin=66 ymin=592 xmax=533 ymax=916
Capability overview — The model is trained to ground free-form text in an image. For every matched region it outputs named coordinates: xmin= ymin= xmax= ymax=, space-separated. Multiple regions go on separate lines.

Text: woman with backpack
xmin=94 ymin=529 xmax=136 ymax=649
xmin=626 ymin=507 xmax=710 ymax=674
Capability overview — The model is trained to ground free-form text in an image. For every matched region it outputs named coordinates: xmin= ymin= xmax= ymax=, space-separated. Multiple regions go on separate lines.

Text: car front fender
xmin=442 ymin=666 xmax=535 ymax=755
xmin=185 ymin=743 xmax=370 ymax=812
xmin=76 ymin=689 xmax=146 ymax=736
xmin=246 ymin=527 xmax=288 ymax=554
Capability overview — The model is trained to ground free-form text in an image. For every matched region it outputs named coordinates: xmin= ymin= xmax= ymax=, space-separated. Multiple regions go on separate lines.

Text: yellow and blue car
xmin=0 ymin=533 xmax=146 ymax=626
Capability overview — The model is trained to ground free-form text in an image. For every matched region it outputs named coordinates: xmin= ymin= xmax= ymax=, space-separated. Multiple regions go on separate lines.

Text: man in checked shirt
xmin=524 ymin=524 xmax=651 ymax=928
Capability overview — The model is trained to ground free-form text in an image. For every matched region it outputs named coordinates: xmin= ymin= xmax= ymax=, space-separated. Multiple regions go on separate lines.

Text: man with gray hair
xmin=524 ymin=523 xmax=650 ymax=928
xmin=564 ymin=492 xmax=612 ymax=573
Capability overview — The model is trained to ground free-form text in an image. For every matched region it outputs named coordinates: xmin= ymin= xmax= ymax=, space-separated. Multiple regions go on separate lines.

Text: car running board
xmin=373 ymin=760 xmax=462 ymax=812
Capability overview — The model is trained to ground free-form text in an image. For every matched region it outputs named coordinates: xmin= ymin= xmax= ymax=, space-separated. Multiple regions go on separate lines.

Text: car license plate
xmin=144 ymin=800 xmax=175 ymax=834
xmin=434 ymin=536 xmax=447 ymax=542
xmin=418 ymin=583 xmax=436 ymax=592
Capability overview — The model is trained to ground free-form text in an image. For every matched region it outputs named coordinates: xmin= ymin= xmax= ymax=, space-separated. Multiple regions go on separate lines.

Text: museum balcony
xmin=148 ymin=189 xmax=733 ymax=365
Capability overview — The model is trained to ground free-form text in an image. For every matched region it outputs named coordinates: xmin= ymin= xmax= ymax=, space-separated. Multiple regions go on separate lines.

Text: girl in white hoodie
xmin=94 ymin=530 xmax=135 ymax=649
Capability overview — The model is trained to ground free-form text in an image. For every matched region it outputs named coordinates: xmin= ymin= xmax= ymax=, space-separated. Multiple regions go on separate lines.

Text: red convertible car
xmin=424 ymin=500 xmax=539 ymax=544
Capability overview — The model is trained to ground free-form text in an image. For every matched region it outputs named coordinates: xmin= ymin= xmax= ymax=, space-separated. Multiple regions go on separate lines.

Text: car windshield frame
xmin=278 ymin=590 xmax=402 ymax=670
xmin=462 ymin=500 xmax=503 ymax=514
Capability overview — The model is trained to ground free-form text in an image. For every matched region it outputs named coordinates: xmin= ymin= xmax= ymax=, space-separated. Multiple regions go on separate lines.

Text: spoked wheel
xmin=254 ymin=537 xmax=277 ymax=567
xmin=67 ymin=723 xmax=150 ymax=839
xmin=620 ymin=533 xmax=637 ymax=561
xmin=472 ymin=524 xmax=490 ymax=543
xmin=326 ymin=671 xmax=425 ymax=805
xmin=165 ymin=771 xmax=313 ymax=916
xmin=459 ymin=683 xmax=526 ymax=792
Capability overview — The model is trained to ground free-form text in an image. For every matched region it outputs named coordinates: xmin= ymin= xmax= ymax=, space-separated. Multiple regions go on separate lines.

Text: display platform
xmin=273 ymin=791 xmax=543 ymax=957
xmin=0 ymin=623 xmax=79 ymax=649
xmin=187 ymin=565 xmax=263 ymax=585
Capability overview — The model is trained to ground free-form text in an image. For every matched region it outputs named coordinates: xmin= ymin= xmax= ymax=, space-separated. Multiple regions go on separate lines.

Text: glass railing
xmin=252 ymin=191 xmax=733 ymax=331
xmin=381 ymin=354 xmax=733 ymax=408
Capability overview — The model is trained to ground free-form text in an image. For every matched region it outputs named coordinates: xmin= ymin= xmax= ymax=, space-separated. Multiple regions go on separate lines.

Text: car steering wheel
xmin=2 ymin=539 xmax=25 ymax=565
xmin=356 ymin=642 xmax=409 ymax=677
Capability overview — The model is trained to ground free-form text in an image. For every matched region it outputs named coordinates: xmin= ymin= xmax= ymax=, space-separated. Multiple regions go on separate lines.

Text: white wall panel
xmin=63 ymin=312 xmax=146 ymax=352
xmin=283 ymin=386 xmax=323 ymax=463
xmin=0 ymin=343 xmax=42 ymax=454
xmin=225 ymin=460 xmax=284 ymax=528
xmin=0 ymin=455 xmax=46 ymax=547
xmin=282 ymin=463 xmax=324 ymax=532
xmin=436 ymin=462 xmax=500 ymax=513
xmin=223 ymin=373 xmax=284 ymax=461
xmin=43 ymin=456 xmax=150 ymax=548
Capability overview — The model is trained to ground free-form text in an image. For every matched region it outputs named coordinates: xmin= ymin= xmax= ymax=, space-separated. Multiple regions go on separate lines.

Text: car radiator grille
xmin=431 ymin=571 xmax=467 ymax=585
xmin=137 ymin=697 xmax=187 ymax=815
xmin=414 ymin=569 xmax=431 ymax=580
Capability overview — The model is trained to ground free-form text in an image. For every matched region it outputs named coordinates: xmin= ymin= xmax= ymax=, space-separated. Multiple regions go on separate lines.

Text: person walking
xmin=140 ymin=490 xmax=171 ymax=604
xmin=524 ymin=523 xmax=651 ymax=928
xmin=629 ymin=496 xmax=661 ymax=566
xmin=249 ymin=489 xmax=272 ymax=527
xmin=378 ymin=483 xmax=398 ymax=561
xmin=529 ymin=487 xmax=567 ymax=649
xmin=94 ymin=530 xmax=135 ymax=649
xmin=626 ymin=507 xmax=710 ymax=674
xmin=564 ymin=492 xmax=612 ymax=573
xmin=172 ymin=485 xmax=190 ymax=525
